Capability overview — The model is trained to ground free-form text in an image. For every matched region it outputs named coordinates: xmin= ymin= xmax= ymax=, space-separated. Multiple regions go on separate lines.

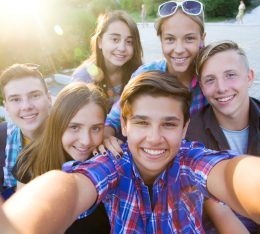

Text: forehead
xmin=129 ymin=94 xmax=184 ymax=120
xmin=104 ymin=20 xmax=131 ymax=36
xmin=161 ymin=11 xmax=201 ymax=35
xmin=70 ymin=102 xmax=105 ymax=124
xmin=4 ymin=77 xmax=46 ymax=96
xmin=202 ymin=50 xmax=247 ymax=74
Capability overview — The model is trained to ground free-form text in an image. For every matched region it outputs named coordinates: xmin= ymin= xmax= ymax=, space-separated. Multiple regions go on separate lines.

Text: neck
xmin=214 ymin=98 xmax=250 ymax=131
xmin=167 ymin=64 xmax=194 ymax=88
xmin=105 ymin=64 xmax=123 ymax=87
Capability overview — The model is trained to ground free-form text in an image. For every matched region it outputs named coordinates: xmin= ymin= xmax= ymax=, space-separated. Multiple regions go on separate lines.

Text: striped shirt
xmin=105 ymin=60 xmax=208 ymax=134
xmin=63 ymin=140 xmax=236 ymax=234
xmin=3 ymin=121 xmax=23 ymax=187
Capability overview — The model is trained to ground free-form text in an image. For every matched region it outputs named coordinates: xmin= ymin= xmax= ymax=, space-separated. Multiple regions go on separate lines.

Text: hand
xmin=93 ymin=136 xmax=123 ymax=160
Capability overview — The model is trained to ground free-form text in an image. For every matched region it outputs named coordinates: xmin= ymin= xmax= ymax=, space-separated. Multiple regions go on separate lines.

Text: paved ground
xmin=138 ymin=6 xmax=260 ymax=100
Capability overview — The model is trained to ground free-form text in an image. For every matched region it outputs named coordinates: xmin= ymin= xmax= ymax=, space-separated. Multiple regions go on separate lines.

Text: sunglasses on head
xmin=158 ymin=0 xmax=203 ymax=18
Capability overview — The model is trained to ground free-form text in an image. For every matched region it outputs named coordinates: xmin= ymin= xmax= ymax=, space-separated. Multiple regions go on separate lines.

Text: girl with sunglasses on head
xmin=12 ymin=82 xmax=110 ymax=234
xmin=73 ymin=10 xmax=143 ymax=110
xmin=104 ymin=0 xmax=207 ymax=153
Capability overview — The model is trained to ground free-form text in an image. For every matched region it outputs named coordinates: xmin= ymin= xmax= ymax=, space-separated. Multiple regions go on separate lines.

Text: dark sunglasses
xmin=158 ymin=0 xmax=203 ymax=18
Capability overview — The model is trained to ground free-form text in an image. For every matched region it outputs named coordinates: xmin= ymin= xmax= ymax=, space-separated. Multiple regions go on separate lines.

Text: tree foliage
xmin=0 ymin=0 xmax=117 ymax=75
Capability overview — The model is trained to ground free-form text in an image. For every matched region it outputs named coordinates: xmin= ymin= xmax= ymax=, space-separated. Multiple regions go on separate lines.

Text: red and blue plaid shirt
xmin=105 ymin=60 xmax=208 ymax=134
xmin=63 ymin=140 xmax=236 ymax=234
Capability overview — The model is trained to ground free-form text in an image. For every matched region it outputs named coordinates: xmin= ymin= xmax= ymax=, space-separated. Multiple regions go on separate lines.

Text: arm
xmin=204 ymin=199 xmax=249 ymax=234
xmin=3 ymin=170 xmax=97 ymax=234
xmin=16 ymin=181 xmax=25 ymax=191
xmin=0 ymin=198 xmax=19 ymax=234
xmin=207 ymin=156 xmax=260 ymax=224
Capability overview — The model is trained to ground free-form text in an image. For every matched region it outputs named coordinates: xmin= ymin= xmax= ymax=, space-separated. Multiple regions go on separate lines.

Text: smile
xmin=216 ymin=95 xmax=235 ymax=102
xmin=171 ymin=57 xmax=188 ymax=64
xmin=21 ymin=114 xmax=38 ymax=120
xmin=143 ymin=148 xmax=165 ymax=156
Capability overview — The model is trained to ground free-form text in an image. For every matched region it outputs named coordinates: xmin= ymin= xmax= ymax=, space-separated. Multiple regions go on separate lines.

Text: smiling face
xmin=200 ymin=50 xmax=254 ymax=120
xmin=4 ymin=77 xmax=51 ymax=139
xmin=121 ymin=95 xmax=188 ymax=184
xmin=62 ymin=102 xmax=105 ymax=162
xmin=98 ymin=20 xmax=134 ymax=69
xmin=160 ymin=11 xmax=204 ymax=79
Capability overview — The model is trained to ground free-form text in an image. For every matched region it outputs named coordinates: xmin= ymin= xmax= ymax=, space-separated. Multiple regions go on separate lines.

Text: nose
xmin=21 ymin=97 xmax=34 ymax=110
xmin=79 ymin=130 xmax=92 ymax=146
xmin=117 ymin=40 xmax=126 ymax=51
xmin=174 ymin=40 xmax=185 ymax=54
xmin=146 ymin=125 xmax=163 ymax=144
xmin=216 ymin=78 xmax=228 ymax=93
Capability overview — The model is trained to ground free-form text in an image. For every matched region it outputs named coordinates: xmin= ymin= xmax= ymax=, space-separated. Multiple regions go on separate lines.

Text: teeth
xmin=143 ymin=148 xmax=165 ymax=155
xmin=173 ymin=58 xmax=186 ymax=63
xmin=217 ymin=95 xmax=234 ymax=102
xmin=21 ymin=114 xmax=37 ymax=119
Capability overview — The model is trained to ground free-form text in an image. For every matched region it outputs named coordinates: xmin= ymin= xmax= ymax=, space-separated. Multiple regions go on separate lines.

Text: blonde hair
xmin=16 ymin=82 xmax=107 ymax=181
xmin=196 ymin=40 xmax=249 ymax=78
xmin=155 ymin=0 xmax=205 ymax=37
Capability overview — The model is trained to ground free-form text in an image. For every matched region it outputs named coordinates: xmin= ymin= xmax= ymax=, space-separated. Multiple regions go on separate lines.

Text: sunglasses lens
xmin=159 ymin=2 xmax=177 ymax=17
xmin=183 ymin=1 xmax=202 ymax=15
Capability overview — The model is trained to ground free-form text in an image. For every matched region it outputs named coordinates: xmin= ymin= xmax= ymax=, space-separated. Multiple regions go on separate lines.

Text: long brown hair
xmin=75 ymin=10 xmax=143 ymax=94
xmin=16 ymin=82 xmax=107 ymax=180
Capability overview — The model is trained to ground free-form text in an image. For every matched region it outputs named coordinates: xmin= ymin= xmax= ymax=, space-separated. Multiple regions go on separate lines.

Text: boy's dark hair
xmin=0 ymin=63 xmax=48 ymax=98
xmin=120 ymin=71 xmax=191 ymax=125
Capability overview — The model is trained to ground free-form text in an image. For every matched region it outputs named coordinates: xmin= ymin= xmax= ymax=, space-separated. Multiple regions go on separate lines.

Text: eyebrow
xmin=6 ymin=90 xmax=43 ymax=99
xmin=130 ymin=115 xmax=181 ymax=122
xmin=108 ymin=33 xmax=133 ymax=38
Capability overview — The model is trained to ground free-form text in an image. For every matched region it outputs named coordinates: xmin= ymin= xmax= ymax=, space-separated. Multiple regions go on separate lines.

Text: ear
xmin=182 ymin=119 xmax=190 ymax=139
xmin=3 ymin=99 xmax=7 ymax=112
xmin=200 ymin=32 xmax=206 ymax=49
xmin=47 ymin=91 xmax=52 ymax=109
xmin=247 ymin=69 xmax=254 ymax=88
xmin=97 ymin=36 xmax=102 ymax=50
xmin=120 ymin=114 xmax=127 ymax=137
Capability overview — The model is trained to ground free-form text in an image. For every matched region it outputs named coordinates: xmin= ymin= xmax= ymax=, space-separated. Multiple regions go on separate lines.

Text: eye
xmin=203 ymin=77 xmax=215 ymax=85
xmin=163 ymin=36 xmax=175 ymax=44
xmin=185 ymin=36 xmax=196 ymax=43
xmin=162 ymin=122 xmax=177 ymax=128
xmin=225 ymin=72 xmax=237 ymax=79
xmin=68 ymin=124 xmax=79 ymax=132
xmin=134 ymin=120 xmax=148 ymax=126
xmin=31 ymin=93 xmax=42 ymax=100
xmin=126 ymin=39 xmax=133 ymax=45
xmin=91 ymin=125 xmax=103 ymax=133
xmin=111 ymin=37 xmax=119 ymax=43
xmin=9 ymin=97 xmax=21 ymax=103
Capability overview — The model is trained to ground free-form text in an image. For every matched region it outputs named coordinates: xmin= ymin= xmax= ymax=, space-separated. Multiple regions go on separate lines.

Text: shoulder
xmin=186 ymin=105 xmax=212 ymax=140
xmin=131 ymin=60 xmax=167 ymax=78
xmin=72 ymin=60 xmax=94 ymax=82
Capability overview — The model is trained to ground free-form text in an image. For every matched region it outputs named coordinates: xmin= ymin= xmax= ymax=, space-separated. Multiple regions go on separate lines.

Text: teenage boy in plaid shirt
xmin=0 ymin=64 xmax=51 ymax=197
xmin=1 ymin=71 xmax=260 ymax=234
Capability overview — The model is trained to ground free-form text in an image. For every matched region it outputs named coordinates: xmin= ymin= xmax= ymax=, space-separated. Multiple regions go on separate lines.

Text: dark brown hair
xmin=120 ymin=71 xmax=191 ymax=125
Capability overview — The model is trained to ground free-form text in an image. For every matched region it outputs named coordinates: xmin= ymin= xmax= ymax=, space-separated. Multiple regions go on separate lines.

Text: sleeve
xmin=62 ymin=154 xmax=120 ymax=206
xmin=183 ymin=142 xmax=238 ymax=199
xmin=72 ymin=65 xmax=93 ymax=83
xmin=105 ymin=100 xmax=121 ymax=134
